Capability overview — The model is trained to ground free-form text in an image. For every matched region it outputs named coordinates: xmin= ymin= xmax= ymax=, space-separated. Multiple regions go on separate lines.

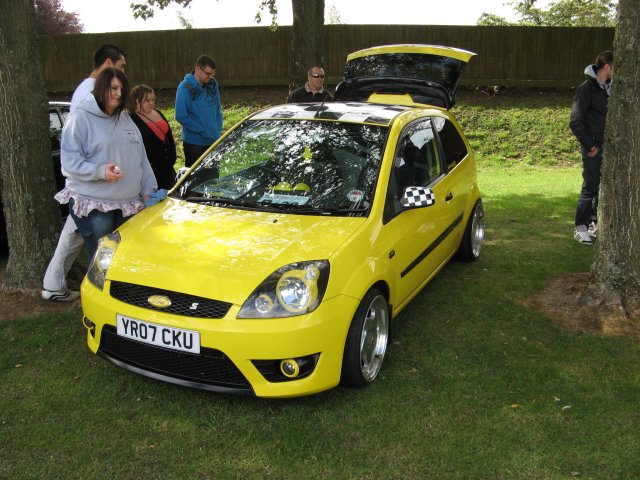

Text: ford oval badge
xmin=148 ymin=295 xmax=172 ymax=308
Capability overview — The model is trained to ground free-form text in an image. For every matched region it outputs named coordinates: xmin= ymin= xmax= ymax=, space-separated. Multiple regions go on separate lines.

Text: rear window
xmin=344 ymin=53 xmax=466 ymax=92
xmin=434 ymin=118 xmax=468 ymax=171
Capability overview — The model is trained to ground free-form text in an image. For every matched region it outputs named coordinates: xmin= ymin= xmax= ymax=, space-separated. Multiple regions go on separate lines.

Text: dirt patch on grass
xmin=0 ymin=269 xmax=81 ymax=321
xmin=523 ymin=272 xmax=640 ymax=343
xmin=0 ymin=287 xmax=80 ymax=321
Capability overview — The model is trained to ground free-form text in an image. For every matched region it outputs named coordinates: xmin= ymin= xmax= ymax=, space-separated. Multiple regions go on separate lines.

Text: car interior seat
xmin=396 ymin=141 xmax=426 ymax=190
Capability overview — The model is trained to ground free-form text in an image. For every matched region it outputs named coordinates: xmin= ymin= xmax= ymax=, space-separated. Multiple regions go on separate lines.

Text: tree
xmin=585 ymin=0 xmax=640 ymax=317
xmin=0 ymin=0 xmax=62 ymax=289
xmin=290 ymin=0 xmax=325 ymax=89
xmin=34 ymin=0 xmax=83 ymax=34
xmin=130 ymin=0 xmax=325 ymax=89
xmin=476 ymin=13 xmax=512 ymax=26
xmin=478 ymin=0 xmax=617 ymax=26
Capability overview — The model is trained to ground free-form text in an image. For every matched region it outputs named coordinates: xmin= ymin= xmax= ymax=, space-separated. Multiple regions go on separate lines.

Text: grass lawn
xmin=2 ymin=165 xmax=638 ymax=479
xmin=2 ymin=91 xmax=638 ymax=479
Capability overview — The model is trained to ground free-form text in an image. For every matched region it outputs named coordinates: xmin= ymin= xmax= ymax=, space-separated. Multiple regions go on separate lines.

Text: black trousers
xmin=575 ymin=147 xmax=602 ymax=227
xmin=183 ymin=142 xmax=210 ymax=168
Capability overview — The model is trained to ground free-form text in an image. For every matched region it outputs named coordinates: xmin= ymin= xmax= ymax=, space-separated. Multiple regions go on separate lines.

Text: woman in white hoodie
xmin=56 ymin=67 xmax=157 ymax=260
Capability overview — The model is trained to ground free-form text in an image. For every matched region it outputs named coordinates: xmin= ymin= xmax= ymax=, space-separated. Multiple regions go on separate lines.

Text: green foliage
xmin=478 ymin=0 xmax=618 ymax=26
xmin=130 ymin=0 xmax=194 ymax=20
xmin=254 ymin=0 xmax=279 ymax=31
xmin=157 ymin=88 xmax=581 ymax=171
xmin=477 ymin=12 xmax=513 ymax=26
xmin=130 ymin=0 xmax=279 ymax=29
xmin=453 ymin=90 xmax=579 ymax=168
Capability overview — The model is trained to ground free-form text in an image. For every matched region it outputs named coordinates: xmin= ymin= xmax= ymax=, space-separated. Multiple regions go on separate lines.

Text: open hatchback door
xmin=334 ymin=44 xmax=476 ymax=109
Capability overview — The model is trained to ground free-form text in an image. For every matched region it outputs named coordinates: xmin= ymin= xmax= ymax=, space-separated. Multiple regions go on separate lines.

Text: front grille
xmin=110 ymin=281 xmax=232 ymax=319
xmin=99 ymin=325 xmax=250 ymax=392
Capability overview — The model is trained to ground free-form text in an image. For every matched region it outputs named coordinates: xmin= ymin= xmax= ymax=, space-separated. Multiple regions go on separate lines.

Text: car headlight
xmin=238 ymin=260 xmax=329 ymax=318
xmin=86 ymin=231 xmax=120 ymax=290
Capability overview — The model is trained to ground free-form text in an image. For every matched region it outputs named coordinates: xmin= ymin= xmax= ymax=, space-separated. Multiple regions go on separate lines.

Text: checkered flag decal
xmin=401 ymin=187 xmax=436 ymax=208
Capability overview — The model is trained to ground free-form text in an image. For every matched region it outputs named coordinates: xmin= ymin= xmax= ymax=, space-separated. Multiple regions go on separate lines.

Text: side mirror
xmin=401 ymin=186 xmax=435 ymax=209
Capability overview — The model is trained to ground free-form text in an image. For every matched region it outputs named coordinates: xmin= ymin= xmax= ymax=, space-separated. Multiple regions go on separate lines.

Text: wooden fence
xmin=40 ymin=24 xmax=615 ymax=92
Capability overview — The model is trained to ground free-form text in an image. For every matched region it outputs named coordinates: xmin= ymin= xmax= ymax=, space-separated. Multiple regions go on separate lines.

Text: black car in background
xmin=0 ymin=101 xmax=70 ymax=249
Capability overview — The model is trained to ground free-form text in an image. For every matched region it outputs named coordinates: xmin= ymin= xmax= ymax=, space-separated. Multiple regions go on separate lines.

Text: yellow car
xmin=81 ymin=45 xmax=484 ymax=398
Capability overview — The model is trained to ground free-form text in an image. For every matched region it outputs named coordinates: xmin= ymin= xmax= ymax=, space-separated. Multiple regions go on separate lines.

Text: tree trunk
xmin=0 ymin=0 xmax=61 ymax=290
xmin=587 ymin=0 xmax=640 ymax=314
xmin=290 ymin=0 xmax=325 ymax=90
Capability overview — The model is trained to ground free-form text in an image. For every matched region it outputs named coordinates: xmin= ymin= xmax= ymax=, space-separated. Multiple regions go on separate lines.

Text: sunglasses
xmin=310 ymin=73 xmax=325 ymax=78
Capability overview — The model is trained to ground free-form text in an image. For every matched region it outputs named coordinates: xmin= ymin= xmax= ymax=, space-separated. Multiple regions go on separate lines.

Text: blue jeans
xmin=69 ymin=198 xmax=127 ymax=262
xmin=575 ymin=147 xmax=602 ymax=228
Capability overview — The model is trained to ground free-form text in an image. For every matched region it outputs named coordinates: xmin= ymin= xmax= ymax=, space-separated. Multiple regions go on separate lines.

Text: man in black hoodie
xmin=569 ymin=50 xmax=614 ymax=245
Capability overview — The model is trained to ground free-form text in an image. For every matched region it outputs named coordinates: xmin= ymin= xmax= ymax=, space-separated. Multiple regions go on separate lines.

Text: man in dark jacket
xmin=569 ymin=50 xmax=613 ymax=245
xmin=287 ymin=65 xmax=334 ymax=103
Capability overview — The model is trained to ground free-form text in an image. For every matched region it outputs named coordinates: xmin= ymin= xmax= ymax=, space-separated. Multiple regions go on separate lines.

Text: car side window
xmin=393 ymin=120 xmax=440 ymax=192
xmin=384 ymin=119 xmax=441 ymax=224
xmin=433 ymin=117 xmax=467 ymax=171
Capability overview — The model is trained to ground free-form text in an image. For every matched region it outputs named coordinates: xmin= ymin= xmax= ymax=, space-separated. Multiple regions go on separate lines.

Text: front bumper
xmin=81 ymin=277 xmax=359 ymax=398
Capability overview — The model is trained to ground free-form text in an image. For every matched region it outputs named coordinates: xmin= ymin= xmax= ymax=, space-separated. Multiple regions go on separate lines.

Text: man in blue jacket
xmin=175 ymin=55 xmax=223 ymax=169
xmin=569 ymin=50 xmax=613 ymax=246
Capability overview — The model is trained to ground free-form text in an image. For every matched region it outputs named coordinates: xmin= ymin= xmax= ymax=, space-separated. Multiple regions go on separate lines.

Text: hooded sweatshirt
xmin=175 ymin=72 xmax=223 ymax=146
xmin=569 ymin=64 xmax=610 ymax=151
xmin=58 ymin=95 xmax=157 ymax=216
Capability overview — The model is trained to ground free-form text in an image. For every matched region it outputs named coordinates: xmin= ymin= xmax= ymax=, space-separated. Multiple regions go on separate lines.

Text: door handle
xmin=445 ymin=192 xmax=454 ymax=201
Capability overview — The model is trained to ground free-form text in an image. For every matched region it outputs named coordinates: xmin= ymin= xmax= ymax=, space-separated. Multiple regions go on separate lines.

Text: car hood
xmin=108 ymin=198 xmax=366 ymax=304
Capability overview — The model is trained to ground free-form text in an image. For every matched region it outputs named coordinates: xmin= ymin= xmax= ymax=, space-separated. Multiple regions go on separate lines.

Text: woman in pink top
xmin=130 ymin=85 xmax=177 ymax=189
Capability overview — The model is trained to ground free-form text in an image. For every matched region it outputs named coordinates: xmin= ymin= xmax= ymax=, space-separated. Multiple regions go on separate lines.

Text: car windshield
xmin=175 ymin=119 xmax=388 ymax=216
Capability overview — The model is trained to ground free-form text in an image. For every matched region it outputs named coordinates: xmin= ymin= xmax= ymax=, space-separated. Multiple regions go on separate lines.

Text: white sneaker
xmin=41 ymin=289 xmax=80 ymax=302
xmin=588 ymin=222 xmax=598 ymax=238
xmin=574 ymin=225 xmax=593 ymax=245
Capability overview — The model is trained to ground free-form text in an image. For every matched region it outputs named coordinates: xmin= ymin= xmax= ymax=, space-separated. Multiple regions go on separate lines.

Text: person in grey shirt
xmin=42 ymin=44 xmax=126 ymax=301
xmin=56 ymin=68 xmax=156 ymax=262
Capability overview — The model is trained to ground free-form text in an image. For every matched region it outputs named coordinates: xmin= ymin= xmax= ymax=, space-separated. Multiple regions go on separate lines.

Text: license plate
xmin=116 ymin=315 xmax=200 ymax=354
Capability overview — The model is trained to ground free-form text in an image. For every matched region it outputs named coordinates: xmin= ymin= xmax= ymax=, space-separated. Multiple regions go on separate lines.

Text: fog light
xmin=82 ymin=317 xmax=96 ymax=338
xmin=280 ymin=359 xmax=300 ymax=378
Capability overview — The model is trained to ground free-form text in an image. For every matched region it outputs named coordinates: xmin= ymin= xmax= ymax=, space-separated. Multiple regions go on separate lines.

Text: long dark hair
xmin=93 ymin=67 xmax=129 ymax=117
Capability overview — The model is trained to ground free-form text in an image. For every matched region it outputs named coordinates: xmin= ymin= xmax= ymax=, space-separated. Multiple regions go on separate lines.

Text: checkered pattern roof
xmin=251 ymin=102 xmax=412 ymax=126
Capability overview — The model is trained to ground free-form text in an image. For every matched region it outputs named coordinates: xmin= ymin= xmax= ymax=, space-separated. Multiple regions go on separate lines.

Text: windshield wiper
xmin=184 ymin=197 xmax=302 ymax=213
xmin=185 ymin=196 xmax=250 ymax=207
xmin=286 ymin=206 xmax=368 ymax=215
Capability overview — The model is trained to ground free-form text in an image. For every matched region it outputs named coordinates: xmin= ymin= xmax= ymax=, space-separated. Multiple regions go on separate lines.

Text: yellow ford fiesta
xmin=81 ymin=45 xmax=484 ymax=398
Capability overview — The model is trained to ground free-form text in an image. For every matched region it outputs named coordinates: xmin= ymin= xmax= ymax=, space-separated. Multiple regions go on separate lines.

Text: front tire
xmin=456 ymin=200 xmax=484 ymax=262
xmin=340 ymin=288 xmax=390 ymax=388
